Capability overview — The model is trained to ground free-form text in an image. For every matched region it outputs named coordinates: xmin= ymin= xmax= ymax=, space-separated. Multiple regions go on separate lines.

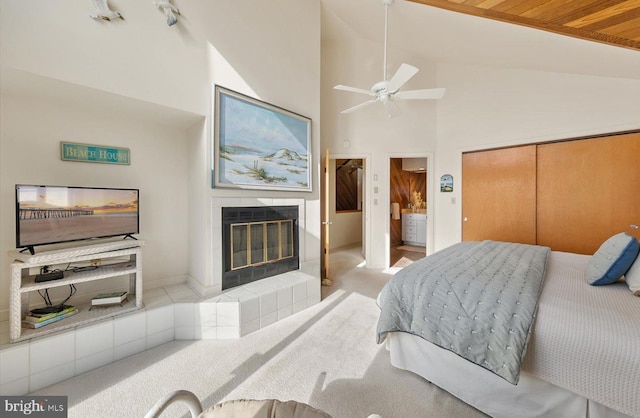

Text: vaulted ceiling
xmin=321 ymin=0 xmax=640 ymax=81
xmin=407 ymin=0 xmax=640 ymax=51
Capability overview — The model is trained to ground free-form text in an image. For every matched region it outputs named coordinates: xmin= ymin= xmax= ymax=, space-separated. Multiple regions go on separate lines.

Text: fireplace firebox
xmin=222 ymin=206 xmax=299 ymax=290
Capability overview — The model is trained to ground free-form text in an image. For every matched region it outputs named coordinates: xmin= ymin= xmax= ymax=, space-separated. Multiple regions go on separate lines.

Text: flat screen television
xmin=16 ymin=184 xmax=139 ymax=253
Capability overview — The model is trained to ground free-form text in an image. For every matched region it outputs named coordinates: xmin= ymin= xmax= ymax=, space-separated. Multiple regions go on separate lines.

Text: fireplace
xmin=222 ymin=206 xmax=299 ymax=290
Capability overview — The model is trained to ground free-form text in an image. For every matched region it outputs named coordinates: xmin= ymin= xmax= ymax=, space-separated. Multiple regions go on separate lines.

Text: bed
xmin=376 ymin=238 xmax=640 ymax=418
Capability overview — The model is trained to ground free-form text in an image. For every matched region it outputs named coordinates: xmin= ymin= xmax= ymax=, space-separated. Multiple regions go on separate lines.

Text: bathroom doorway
xmin=389 ymin=157 xmax=428 ymax=268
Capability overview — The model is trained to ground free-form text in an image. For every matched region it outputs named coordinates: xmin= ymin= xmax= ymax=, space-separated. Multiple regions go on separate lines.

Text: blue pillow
xmin=586 ymin=232 xmax=640 ymax=286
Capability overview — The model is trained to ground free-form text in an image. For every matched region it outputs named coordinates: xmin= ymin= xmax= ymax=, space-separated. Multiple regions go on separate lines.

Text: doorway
xmin=322 ymin=153 xmax=368 ymax=284
xmin=388 ymin=156 xmax=429 ymax=268
xmin=329 ymin=157 xmax=366 ymax=255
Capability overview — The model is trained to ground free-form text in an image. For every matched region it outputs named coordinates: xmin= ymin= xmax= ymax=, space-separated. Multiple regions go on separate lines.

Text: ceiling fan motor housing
xmin=372 ymin=80 xmax=392 ymax=94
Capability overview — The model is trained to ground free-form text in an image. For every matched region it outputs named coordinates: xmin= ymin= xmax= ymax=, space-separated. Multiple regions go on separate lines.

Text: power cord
xmin=34 ymin=262 xmax=93 ymax=308
xmin=36 ymin=284 xmax=77 ymax=307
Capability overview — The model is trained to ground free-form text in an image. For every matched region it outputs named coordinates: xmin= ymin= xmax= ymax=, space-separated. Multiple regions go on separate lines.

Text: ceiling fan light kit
xmin=334 ymin=0 xmax=446 ymax=118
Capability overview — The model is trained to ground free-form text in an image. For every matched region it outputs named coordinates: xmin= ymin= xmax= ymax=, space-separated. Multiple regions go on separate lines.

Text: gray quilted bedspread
xmin=376 ymin=240 xmax=550 ymax=384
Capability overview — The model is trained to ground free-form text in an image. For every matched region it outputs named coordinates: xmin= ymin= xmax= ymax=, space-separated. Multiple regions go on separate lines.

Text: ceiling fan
xmin=334 ymin=0 xmax=445 ymax=118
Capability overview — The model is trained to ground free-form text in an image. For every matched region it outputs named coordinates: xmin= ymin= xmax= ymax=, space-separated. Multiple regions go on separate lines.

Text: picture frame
xmin=440 ymin=174 xmax=453 ymax=192
xmin=213 ymin=85 xmax=312 ymax=192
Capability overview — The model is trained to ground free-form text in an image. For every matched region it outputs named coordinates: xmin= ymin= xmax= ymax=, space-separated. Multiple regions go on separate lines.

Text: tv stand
xmin=8 ymin=240 xmax=145 ymax=343
xmin=19 ymin=246 xmax=35 ymax=255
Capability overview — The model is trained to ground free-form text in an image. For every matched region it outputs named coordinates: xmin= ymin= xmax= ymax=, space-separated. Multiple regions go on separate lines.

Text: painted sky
xmin=219 ymin=93 xmax=309 ymax=154
xmin=18 ymin=186 xmax=138 ymax=213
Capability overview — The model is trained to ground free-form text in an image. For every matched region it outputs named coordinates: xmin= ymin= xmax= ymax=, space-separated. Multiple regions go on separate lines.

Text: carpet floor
xmin=32 ymin=246 xmax=486 ymax=418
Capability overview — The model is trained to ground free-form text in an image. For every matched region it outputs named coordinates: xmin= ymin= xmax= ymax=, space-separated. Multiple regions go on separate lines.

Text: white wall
xmin=184 ymin=0 xmax=321 ymax=292
xmin=433 ymin=63 xmax=640 ymax=251
xmin=0 ymin=90 xmax=192 ymax=315
xmin=321 ymin=38 xmax=439 ymax=268
xmin=0 ymin=0 xmax=207 ymax=114
xmin=0 ymin=0 xmax=322 ymax=316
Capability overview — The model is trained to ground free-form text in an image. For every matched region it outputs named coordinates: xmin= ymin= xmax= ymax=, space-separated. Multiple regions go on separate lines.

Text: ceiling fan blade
xmin=387 ymin=63 xmax=419 ymax=93
xmin=341 ymin=99 xmax=378 ymax=114
xmin=397 ymin=88 xmax=446 ymax=100
xmin=384 ymin=99 xmax=401 ymax=119
xmin=334 ymin=85 xmax=374 ymax=96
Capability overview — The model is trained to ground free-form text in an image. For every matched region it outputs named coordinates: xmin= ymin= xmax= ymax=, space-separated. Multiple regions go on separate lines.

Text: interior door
xmin=462 ymin=145 xmax=537 ymax=244
xmin=321 ymin=148 xmax=332 ymax=286
xmin=537 ymin=132 xmax=640 ymax=254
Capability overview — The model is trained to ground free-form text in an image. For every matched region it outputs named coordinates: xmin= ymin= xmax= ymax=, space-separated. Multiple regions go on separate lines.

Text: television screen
xmin=16 ymin=185 xmax=139 ymax=250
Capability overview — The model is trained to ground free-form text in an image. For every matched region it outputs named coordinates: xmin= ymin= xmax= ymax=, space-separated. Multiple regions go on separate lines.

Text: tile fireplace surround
xmin=211 ymin=197 xmax=309 ymax=293
xmin=0 ymin=198 xmax=320 ymax=395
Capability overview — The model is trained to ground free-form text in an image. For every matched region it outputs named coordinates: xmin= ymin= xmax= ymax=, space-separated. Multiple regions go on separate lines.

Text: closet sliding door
xmin=536 ymin=132 xmax=640 ymax=255
xmin=462 ymin=145 xmax=537 ymax=244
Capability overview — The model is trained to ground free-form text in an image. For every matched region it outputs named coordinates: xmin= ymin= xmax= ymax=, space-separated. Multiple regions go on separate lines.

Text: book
xmin=25 ymin=305 xmax=76 ymax=323
xmin=91 ymin=291 xmax=127 ymax=305
xmin=22 ymin=309 xmax=78 ymax=329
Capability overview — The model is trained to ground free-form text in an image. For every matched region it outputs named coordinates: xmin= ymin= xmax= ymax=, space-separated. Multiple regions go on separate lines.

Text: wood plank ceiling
xmin=406 ymin=0 xmax=640 ymax=51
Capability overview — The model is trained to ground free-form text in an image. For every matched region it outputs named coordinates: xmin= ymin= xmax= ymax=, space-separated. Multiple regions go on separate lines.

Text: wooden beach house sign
xmin=61 ymin=142 xmax=130 ymax=165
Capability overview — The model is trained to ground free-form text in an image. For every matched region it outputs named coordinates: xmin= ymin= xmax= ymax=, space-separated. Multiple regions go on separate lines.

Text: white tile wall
xmin=114 ymin=338 xmax=146 ymax=361
xmin=174 ymin=303 xmax=195 ymax=340
xmin=0 ymin=270 xmax=320 ymax=396
xmin=114 ymin=311 xmax=146 ymax=347
xmin=76 ymin=321 xmax=113 ymax=359
xmin=146 ymin=328 xmax=174 ymax=349
xmin=0 ymin=342 xmax=29 ymax=394
xmin=29 ymin=331 xmax=76 ymax=375
xmin=146 ymin=305 xmax=174 ymax=349
xmin=216 ymin=298 xmax=240 ymax=327
xmin=0 ymin=377 xmax=29 ymax=395
xmin=75 ymin=321 xmax=114 ymax=374
xmin=27 ymin=330 xmax=77 ymax=391
xmin=260 ymin=311 xmax=278 ymax=329
xmin=30 ymin=362 xmax=75 ymax=392
xmin=76 ymin=349 xmax=113 ymax=375
xmin=113 ymin=311 xmax=147 ymax=361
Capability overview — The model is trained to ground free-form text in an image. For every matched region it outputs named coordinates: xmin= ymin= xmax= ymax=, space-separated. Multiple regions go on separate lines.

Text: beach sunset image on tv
xmin=16 ymin=185 xmax=139 ymax=248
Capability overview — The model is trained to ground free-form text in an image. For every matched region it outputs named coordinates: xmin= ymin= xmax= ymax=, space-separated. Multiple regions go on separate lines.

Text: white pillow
xmin=585 ymin=232 xmax=640 ymax=286
xmin=625 ymin=255 xmax=640 ymax=296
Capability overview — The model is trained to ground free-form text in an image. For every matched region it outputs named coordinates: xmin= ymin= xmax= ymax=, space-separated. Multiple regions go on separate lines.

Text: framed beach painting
xmin=213 ymin=86 xmax=312 ymax=192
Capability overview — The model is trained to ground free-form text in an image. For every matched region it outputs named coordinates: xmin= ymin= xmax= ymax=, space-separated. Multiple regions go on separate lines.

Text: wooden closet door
xmin=537 ymin=132 xmax=640 ymax=255
xmin=462 ymin=145 xmax=537 ymax=244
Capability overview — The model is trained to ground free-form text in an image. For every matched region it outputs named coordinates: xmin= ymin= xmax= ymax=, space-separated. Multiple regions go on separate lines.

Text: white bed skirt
xmin=387 ymin=332 xmax=631 ymax=418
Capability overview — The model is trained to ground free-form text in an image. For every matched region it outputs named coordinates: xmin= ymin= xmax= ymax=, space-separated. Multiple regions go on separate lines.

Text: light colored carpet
xmin=32 ymin=247 xmax=486 ymax=418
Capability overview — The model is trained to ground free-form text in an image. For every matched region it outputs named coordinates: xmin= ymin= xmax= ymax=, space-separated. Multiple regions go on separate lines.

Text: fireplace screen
xmin=222 ymin=206 xmax=299 ymax=290
xmin=231 ymin=220 xmax=294 ymax=270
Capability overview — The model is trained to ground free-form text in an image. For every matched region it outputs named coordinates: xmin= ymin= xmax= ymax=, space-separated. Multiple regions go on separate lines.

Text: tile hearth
xmin=0 ymin=266 xmax=321 ymax=396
